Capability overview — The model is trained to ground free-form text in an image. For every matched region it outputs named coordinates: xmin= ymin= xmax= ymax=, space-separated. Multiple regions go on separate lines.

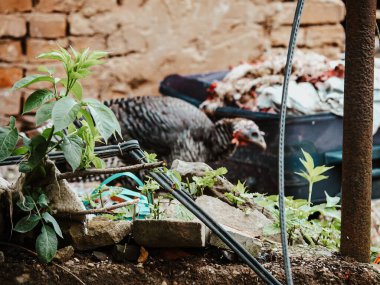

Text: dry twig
xmin=56 ymin=161 xmax=164 ymax=180
xmin=54 ymin=199 xmax=139 ymax=216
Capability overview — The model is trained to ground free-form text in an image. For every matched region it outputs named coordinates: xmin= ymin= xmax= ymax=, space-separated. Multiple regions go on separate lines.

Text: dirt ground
xmin=0 ymin=245 xmax=379 ymax=285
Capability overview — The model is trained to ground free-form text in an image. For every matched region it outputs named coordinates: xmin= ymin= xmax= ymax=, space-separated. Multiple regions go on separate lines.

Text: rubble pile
xmin=202 ymin=51 xmax=380 ymax=134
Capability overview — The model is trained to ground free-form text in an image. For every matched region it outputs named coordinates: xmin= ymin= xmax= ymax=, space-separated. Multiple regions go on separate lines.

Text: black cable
xmin=128 ymin=147 xmax=281 ymax=285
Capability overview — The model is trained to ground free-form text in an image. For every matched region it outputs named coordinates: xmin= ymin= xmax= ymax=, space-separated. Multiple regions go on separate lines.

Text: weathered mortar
xmin=0 ymin=0 xmax=345 ymax=123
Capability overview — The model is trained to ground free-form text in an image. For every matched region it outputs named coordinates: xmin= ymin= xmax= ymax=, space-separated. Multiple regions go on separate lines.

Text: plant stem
xmin=308 ymin=182 xmax=313 ymax=206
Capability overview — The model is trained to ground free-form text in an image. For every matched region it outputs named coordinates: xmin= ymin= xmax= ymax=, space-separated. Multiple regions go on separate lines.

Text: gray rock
xmin=112 ymin=244 xmax=140 ymax=262
xmin=133 ymin=219 xmax=206 ymax=248
xmin=69 ymin=216 xmax=132 ymax=250
xmin=171 ymin=160 xmax=235 ymax=194
xmin=195 ymin=195 xmax=272 ymax=238
xmin=209 ymin=225 xmax=262 ymax=257
xmin=54 ymin=246 xmax=74 ymax=262
xmin=92 ymin=251 xmax=108 ymax=261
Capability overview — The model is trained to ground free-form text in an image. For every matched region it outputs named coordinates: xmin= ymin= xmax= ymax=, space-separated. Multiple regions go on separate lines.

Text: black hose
xmin=128 ymin=147 xmax=281 ymax=285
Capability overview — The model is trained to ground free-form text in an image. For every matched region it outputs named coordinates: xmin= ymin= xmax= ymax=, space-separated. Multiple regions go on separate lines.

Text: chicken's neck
xmin=207 ymin=119 xmax=238 ymax=161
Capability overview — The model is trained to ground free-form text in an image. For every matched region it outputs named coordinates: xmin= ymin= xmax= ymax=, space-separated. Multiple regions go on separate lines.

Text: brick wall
xmin=0 ymin=0 xmax=345 ymax=123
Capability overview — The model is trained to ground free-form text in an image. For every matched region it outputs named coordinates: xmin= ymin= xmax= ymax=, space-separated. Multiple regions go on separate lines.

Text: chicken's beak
xmin=233 ymin=130 xmax=267 ymax=150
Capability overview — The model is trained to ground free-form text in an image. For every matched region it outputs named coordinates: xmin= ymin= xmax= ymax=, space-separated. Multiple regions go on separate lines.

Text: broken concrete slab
xmin=69 ymin=216 xmax=132 ymax=250
xmin=209 ymin=225 xmax=262 ymax=257
xmin=195 ymin=195 xmax=272 ymax=238
xmin=133 ymin=219 xmax=206 ymax=248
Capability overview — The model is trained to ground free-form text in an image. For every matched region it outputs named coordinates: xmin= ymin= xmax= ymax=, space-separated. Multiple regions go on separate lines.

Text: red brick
xmin=69 ymin=36 xmax=107 ymax=51
xmin=0 ymin=67 xmax=23 ymax=88
xmin=33 ymin=0 xmax=84 ymax=13
xmin=26 ymin=38 xmax=68 ymax=62
xmin=68 ymin=13 xmax=94 ymax=36
xmin=274 ymin=0 xmax=345 ymax=26
xmin=0 ymin=40 xmax=23 ymax=62
xmin=29 ymin=13 xmax=67 ymax=39
xmin=0 ymin=90 xmax=23 ymax=118
xmin=0 ymin=16 xmax=27 ymax=37
xmin=0 ymin=0 xmax=32 ymax=13
xmin=304 ymin=24 xmax=345 ymax=48
xmin=271 ymin=26 xmax=306 ymax=47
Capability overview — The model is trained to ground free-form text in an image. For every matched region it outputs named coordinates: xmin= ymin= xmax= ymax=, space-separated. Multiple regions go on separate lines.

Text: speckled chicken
xmin=105 ymin=96 xmax=266 ymax=163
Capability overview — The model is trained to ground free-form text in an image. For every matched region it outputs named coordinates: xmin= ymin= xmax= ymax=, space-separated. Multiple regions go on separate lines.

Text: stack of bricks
xmin=0 ymin=0 xmax=345 ymax=124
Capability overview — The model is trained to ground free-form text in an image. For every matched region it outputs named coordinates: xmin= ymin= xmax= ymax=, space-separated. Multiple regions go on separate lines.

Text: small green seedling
xmin=295 ymin=149 xmax=333 ymax=206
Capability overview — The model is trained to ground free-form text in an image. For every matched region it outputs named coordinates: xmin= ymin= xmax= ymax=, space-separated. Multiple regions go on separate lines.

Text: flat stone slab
xmin=195 ymin=195 xmax=272 ymax=238
xmin=133 ymin=219 xmax=206 ymax=248
xmin=209 ymin=225 xmax=262 ymax=257
xmin=69 ymin=216 xmax=132 ymax=250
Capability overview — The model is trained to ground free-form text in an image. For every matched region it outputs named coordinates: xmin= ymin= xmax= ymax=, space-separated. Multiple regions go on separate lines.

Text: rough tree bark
xmin=341 ymin=0 xmax=376 ymax=262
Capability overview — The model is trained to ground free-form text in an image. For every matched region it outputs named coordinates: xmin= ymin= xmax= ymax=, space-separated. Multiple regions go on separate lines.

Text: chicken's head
xmin=231 ymin=119 xmax=266 ymax=150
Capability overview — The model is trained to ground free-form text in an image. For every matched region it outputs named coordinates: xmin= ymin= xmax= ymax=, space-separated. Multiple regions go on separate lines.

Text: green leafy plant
xmin=224 ymin=180 xmax=252 ymax=206
xmin=1 ymin=46 xmax=122 ymax=263
xmin=295 ymin=149 xmax=333 ymax=206
xmin=251 ymin=152 xmax=340 ymax=249
xmin=254 ymin=192 xmax=341 ymax=249
xmin=190 ymin=167 xmax=227 ymax=196
xmin=0 ymin=46 xmax=121 ymax=173
xmin=138 ymin=177 xmax=162 ymax=219
xmin=14 ymin=190 xmax=62 ymax=263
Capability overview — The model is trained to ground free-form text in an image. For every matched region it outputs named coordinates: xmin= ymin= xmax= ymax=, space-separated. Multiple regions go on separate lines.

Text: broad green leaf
xmin=37 ymin=193 xmax=49 ymax=208
xmin=92 ymin=157 xmax=105 ymax=169
xmin=23 ymin=89 xmax=54 ymax=114
xmin=312 ymin=165 xmax=334 ymax=177
xmin=214 ymin=167 xmax=228 ymax=176
xmin=14 ymin=214 xmax=41 ymax=233
xmin=52 ymin=97 xmax=81 ymax=131
xmin=12 ymin=74 xmax=53 ymax=90
xmin=70 ymin=46 xmax=79 ymax=59
xmin=12 ymin=146 xmax=29 ymax=155
xmin=325 ymin=191 xmax=340 ymax=208
xmin=37 ymin=66 xmax=55 ymax=75
xmin=36 ymin=224 xmax=58 ymax=263
xmin=312 ymin=174 xmax=329 ymax=183
xmin=79 ymin=109 xmax=96 ymax=137
xmin=294 ymin=171 xmax=309 ymax=181
xmin=35 ymin=101 xmax=55 ymax=126
xmin=19 ymin=135 xmax=49 ymax=173
xmin=0 ymin=117 xmax=18 ymax=161
xmin=89 ymin=50 xmax=108 ymax=60
xmin=61 ymin=135 xmax=83 ymax=171
xmin=42 ymin=212 xmax=63 ymax=238
xmin=86 ymin=100 xmax=121 ymax=141
xmin=37 ymin=51 xmax=66 ymax=62
xmin=16 ymin=196 xmax=35 ymax=211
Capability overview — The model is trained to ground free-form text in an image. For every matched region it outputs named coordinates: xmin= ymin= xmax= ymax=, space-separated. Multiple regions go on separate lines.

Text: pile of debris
xmin=202 ymin=51 xmax=380 ymax=134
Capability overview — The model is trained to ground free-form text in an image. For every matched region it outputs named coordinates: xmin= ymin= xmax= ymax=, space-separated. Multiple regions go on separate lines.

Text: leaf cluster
xmin=253 ymin=192 xmax=341 ymax=250
xmin=14 ymin=191 xmax=62 ymax=263
xmin=0 ymin=46 xmax=121 ymax=173
xmin=189 ymin=167 xmax=227 ymax=196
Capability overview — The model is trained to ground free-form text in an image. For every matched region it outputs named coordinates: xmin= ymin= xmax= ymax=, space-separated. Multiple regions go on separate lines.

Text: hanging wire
xmin=278 ymin=1 xmax=305 ymax=285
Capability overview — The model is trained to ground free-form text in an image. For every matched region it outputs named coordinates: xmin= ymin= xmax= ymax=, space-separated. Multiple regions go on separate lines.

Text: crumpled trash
xmin=201 ymin=51 xmax=380 ymax=135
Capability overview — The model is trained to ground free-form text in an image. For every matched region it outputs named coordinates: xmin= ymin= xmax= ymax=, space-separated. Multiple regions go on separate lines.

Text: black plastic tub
xmin=160 ymin=72 xmax=380 ymax=202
